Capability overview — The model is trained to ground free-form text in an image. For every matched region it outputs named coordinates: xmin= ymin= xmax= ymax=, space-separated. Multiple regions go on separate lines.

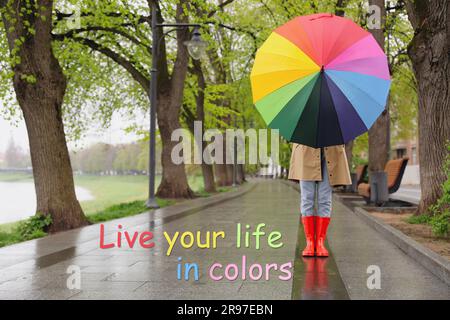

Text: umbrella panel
xmin=255 ymin=73 xmax=319 ymax=125
xmin=317 ymin=73 xmax=345 ymax=146
xmin=269 ymin=73 xmax=319 ymax=140
xmin=325 ymin=74 xmax=368 ymax=143
xmin=325 ymin=70 xmax=389 ymax=129
xmin=290 ymin=74 xmax=322 ymax=147
xmin=251 ymin=32 xmax=320 ymax=103
xmin=326 ymin=34 xmax=390 ymax=80
xmin=289 ymin=72 xmax=346 ymax=147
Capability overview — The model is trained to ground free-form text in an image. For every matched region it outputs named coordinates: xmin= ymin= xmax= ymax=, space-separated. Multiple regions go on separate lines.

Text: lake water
xmin=0 ymin=182 xmax=94 ymax=224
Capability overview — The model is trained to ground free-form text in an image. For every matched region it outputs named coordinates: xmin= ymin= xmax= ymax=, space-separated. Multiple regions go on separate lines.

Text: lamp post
xmin=146 ymin=2 xmax=208 ymax=208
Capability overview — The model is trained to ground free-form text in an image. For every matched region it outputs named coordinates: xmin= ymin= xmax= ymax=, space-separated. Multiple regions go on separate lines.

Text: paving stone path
xmin=0 ymin=180 xmax=448 ymax=300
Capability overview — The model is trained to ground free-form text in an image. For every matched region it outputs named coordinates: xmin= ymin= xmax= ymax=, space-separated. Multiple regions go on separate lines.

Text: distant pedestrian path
xmin=0 ymin=180 xmax=447 ymax=300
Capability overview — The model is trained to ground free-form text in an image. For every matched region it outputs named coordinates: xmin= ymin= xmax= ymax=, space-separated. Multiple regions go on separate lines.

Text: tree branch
xmin=181 ymin=102 xmax=197 ymax=132
xmin=258 ymin=0 xmax=279 ymax=24
xmin=386 ymin=0 xmax=405 ymax=12
xmin=53 ymin=10 xmax=150 ymax=25
xmin=55 ymin=26 xmax=151 ymax=51
xmin=53 ymin=34 xmax=150 ymax=92
xmin=203 ymin=21 xmax=258 ymax=58
xmin=207 ymin=0 xmax=236 ymax=18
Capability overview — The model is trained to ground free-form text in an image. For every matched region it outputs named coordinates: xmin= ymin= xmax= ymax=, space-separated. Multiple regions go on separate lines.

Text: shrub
xmin=0 ymin=214 xmax=52 ymax=248
xmin=407 ymin=214 xmax=431 ymax=225
xmin=430 ymin=211 xmax=450 ymax=237
xmin=14 ymin=213 xmax=52 ymax=241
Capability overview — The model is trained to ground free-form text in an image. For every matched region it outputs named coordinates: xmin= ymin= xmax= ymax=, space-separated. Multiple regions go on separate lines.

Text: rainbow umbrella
xmin=251 ymin=13 xmax=391 ymax=147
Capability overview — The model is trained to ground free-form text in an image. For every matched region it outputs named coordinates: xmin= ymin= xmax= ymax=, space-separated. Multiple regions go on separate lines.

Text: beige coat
xmin=288 ymin=143 xmax=351 ymax=186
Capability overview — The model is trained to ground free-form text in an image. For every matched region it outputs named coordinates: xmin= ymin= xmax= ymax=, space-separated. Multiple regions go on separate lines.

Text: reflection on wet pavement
xmin=291 ymin=224 xmax=349 ymax=300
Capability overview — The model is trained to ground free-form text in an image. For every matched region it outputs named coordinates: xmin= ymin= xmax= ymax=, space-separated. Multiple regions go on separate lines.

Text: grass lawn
xmin=74 ymin=174 xmax=204 ymax=215
xmin=0 ymin=221 xmax=18 ymax=233
xmin=0 ymin=172 xmax=34 ymax=182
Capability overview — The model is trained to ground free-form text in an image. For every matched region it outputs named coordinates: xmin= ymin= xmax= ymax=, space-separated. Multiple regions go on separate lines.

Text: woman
xmin=289 ymin=144 xmax=351 ymax=257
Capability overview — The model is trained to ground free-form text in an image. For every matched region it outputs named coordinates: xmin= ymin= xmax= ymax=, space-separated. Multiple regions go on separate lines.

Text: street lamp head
xmin=184 ymin=27 xmax=208 ymax=60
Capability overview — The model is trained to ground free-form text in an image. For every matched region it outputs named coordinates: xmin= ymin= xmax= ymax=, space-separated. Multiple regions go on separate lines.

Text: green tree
xmin=52 ymin=0 xmax=245 ymax=198
xmin=405 ymin=0 xmax=450 ymax=214
xmin=0 ymin=0 xmax=87 ymax=231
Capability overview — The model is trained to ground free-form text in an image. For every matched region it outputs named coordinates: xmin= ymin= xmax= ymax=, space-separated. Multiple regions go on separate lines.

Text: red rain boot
xmin=315 ymin=217 xmax=330 ymax=257
xmin=301 ymin=216 xmax=315 ymax=257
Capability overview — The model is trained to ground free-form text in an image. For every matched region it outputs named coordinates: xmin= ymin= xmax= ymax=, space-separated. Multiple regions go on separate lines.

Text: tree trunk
xmin=193 ymin=60 xmax=216 ymax=193
xmin=155 ymin=1 xmax=194 ymax=198
xmin=226 ymin=164 xmax=234 ymax=185
xmin=368 ymin=0 xmax=390 ymax=173
xmin=1 ymin=0 xmax=88 ymax=232
xmin=345 ymin=140 xmax=354 ymax=171
xmin=224 ymin=133 xmax=235 ymax=185
xmin=215 ymin=133 xmax=234 ymax=186
xmin=157 ymin=92 xmax=194 ymax=198
xmin=406 ymin=0 xmax=450 ymax=214
xmin=205 ymin=12 xmax=235 ymax=187
xmin=184 ymin=115 xmax=216 ymax=193
xmin=201 ymin=164 xmax=216 ymax=192
xmin=215 ymin=162 xmax=228 ymax=187
xmin=237 ymin=164 xmax=246 ymax=184
xmin=23 ymin=100 xmax=88 ymax=232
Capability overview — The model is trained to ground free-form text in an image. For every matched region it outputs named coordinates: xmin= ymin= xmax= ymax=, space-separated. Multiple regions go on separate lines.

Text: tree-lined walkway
xmin=0 ymin=180 xmax=448 ymax=300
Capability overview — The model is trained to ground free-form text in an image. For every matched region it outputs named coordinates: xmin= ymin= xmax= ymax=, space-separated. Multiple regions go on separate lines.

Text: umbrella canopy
xmin=251 ymin=13 xmax=391 ymax=147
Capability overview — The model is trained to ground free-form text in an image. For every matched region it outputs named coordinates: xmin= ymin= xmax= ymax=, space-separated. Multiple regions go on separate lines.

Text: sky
xmin=0 ymin=117 xmax=28 ymax=152
xmin=0 ymin=111 xmax=149 ymax=154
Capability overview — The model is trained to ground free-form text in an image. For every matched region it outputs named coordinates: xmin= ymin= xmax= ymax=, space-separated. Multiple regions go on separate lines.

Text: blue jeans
xmin=300 ymin=159 xmax=332 ymax=217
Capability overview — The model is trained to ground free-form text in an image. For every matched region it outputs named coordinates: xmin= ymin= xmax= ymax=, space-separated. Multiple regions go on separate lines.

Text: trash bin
xmin=369 ymin=171 xmax=388 ymax=206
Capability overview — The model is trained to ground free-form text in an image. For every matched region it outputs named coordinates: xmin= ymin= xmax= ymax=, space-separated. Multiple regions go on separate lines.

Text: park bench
xmin=344 ymin=164 xmax=367 ymax=192
xmin=358 ymin=158 xmax=409 ymax=205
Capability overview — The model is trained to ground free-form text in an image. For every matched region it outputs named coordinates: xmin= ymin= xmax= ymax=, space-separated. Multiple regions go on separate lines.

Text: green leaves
xmin=49 ymin=0 xmax=152 ymax=140
xmin=19 ymin=73 xmax=36 ymax=84
xmin=14 ymin=213 xmax=52 ymax=241
xmin=0 ymin=0 xmax=417 ymax=180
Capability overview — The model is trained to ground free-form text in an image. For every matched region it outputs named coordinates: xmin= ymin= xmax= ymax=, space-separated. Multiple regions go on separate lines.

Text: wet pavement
xmin=329 ymin=198 xmax=449 ymax=299
xmin=0 ymin=180 xmax=448 ymax=300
